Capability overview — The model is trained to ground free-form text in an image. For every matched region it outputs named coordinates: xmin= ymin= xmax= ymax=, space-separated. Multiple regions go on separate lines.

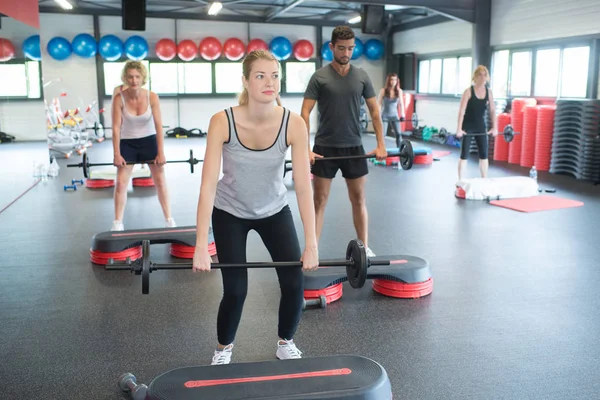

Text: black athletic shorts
xmin=120 ymin=134 xmax=158 ymax=163
xmin=311 ymin=144 xmax=369 ymax=179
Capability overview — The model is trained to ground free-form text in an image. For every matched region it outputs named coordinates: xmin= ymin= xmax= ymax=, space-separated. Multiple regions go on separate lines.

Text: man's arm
xmin=300 ymin=98 xmax=316 ymax=144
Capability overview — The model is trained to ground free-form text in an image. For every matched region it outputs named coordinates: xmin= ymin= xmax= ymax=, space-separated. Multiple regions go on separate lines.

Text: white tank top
xmin=119 ymin=89 xmax=156 ymax=140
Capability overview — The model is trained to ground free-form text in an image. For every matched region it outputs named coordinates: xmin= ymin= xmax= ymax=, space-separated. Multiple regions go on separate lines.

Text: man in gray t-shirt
xmin=301 ymin=26 xmax=387 ymax=257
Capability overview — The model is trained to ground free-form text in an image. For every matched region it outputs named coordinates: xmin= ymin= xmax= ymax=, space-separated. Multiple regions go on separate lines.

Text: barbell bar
xmin=67 ymin=149 xmax=202 ymax=179
xmin=436 ymin=125 xmax=519 ymax=144
xmin=106 ymin=239 xmax=407 ymax=295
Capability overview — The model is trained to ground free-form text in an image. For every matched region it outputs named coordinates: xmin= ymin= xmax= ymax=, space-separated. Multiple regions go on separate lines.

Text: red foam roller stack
xmin=520 ymin=105 xmax=538 ymax=168
xmin=534 ymin=105 xmax=556 ymax=171
xmin=493 ymin=113 xmax=511 ymax=161
xmin=508 ymin=98 xmax=537 ymax=164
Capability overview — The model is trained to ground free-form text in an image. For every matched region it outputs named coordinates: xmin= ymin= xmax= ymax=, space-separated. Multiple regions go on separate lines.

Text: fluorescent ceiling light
xmin=385 ymin=5 xmax=407 ymax=11
xmin=348 ymin=15 xmax=361 ymax=24
xmin=208 ymin=2 xmax=223 ymax=16
xmin=54 ymin=0 xmax=73 ymax=10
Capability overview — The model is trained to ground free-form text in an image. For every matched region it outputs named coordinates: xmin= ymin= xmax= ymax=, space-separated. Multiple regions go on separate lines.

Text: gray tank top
xmin=382 ymin=96 xmax=400 ymax=120
xmin=214 ymin=107 xmax=290 ymax=220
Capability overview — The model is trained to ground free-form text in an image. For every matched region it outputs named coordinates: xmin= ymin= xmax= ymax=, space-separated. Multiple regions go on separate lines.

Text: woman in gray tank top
xmin=377 ymin=73 xmax=406 ymax=145
xmin=191 ymin=50 xmax=319 ymax=366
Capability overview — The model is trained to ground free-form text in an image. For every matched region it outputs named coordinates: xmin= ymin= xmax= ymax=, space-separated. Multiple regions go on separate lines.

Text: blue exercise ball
xmin=124 ymin=35 xmax=148 ymax=61
xmin=22 ymin=35 xmax=41 ymax=61
xmin=364 ymin=39 xmax=384 ymax=60
xmin=352 ymin=38 xmax=364 ymax=60
xmin=269 ymin=36 xmax=292 ymax=61
xmin=47 ymin=37 xmax=72 ymax=61
xmin=321 ymin=41 xmax=333 ymax=62
xmin=72 ymin=33 xmax=97 ymax=58
xmin=99 ymin=35 xmax=123 ymax=61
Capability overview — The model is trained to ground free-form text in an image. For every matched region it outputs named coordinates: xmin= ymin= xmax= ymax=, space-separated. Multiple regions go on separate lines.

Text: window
xmin=0 ymin=61 xmax=41 ymax=98
xmin=534 ymin=48 xmax=560 ymax=97
xmin=509 ymin=51 xmax=532 ymax=96
xmin=149 ymin=63 xmax=179 ymax=94
xmin=442 ymin=58 xmax=457 ymax=95
xmin=178 ymin=63 xmax=212 ymax=94
xmin=491 ymin=50 xmax=509 ymax=98
xmin=428 ymin=59 xmax=442 ymax=94
xmin=215 ymin=62 xmax=243 ymax=93
xmin=418 ymin=60 xmax=430 ymax=93
xmin=560 ymin=46 xmax=589 ymax=98
xmin=457 ymin=56 xmax=473 ymax=92
xmin=285 ymin=62 xmax=315 ymax=93
xmin=103 ymin=61 xmax=149 ymax=95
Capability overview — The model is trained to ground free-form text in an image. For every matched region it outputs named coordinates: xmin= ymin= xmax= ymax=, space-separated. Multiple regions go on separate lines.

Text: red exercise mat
xmin=90 ymin=245 xmax=142 ymax=265
xmin=489 ymin=196 xmax=584 ymax=213
xmin=372 ymin=278 xmax=434 ymax=299
xmin=85 ymin=179 xmax=115 ymax=189
xmin=494 ymin=113 xmax=511 ymax=161
xmin=169 ymin=242 xmax=217 ymax=258
xmin=304 ymin=283 xmax=343 ymax=306
xmin=520 ymin=106 xmax=538 ymax=168
xmin=455 ymin=187 xmax=466 ymax=199
xmin=534 ymin=105 xmax=556 ymax=172
xmin=132 ymin=177 xmax=155 ymax=187
xmin=432 ymin=150 xmax=451 ymax=158
xmin=414 ymin=154 xmax=433 ymax=165
xmin=509 ymin=98 xmax=537 ymax=164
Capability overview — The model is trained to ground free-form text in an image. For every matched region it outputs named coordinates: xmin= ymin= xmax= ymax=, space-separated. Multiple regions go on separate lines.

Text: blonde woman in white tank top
xmin=110 ymin=61 xmax=175 ymax=231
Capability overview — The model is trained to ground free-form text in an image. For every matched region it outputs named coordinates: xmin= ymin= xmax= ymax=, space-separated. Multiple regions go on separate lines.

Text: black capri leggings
xmin=211 ymin=205 xmax=304 ymax=346
xmin=460 ymin=130 xmax=489 ymax=160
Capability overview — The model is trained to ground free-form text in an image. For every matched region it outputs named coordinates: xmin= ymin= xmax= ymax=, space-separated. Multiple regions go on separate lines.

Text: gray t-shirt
xmin=304 ymin=64 xmax=376 ymax=148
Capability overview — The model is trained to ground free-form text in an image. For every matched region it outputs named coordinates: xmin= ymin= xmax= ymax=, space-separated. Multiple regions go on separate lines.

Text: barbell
xmin=411 ymin=113 xmax=425 ymax=129
xmin=67 ymin=149 xmax=202 ymax=179
xmin=283 ymin=139 xmax=415 ymax=177
xmin=106 ymin=239 xmax=407 ymax=295
xmin=436 ymin=125 xmax=519 ymax=143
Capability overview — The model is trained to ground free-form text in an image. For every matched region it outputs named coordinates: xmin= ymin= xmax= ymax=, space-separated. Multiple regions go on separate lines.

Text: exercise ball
xmin=22 ymin=35 xmax=41 ymax=61
xmin=293 ymin=39 xmax=314 ymax=61
xmin=72 ymin=33 xmax=97 ymax=58
xmin=223 ymin=38 xmax=245 ymax=61
xmin=247 ymin=38 xmax=268 ymax=52
xmin=124 ymin=35 xmax=148 ymax=60
xmin=199 ymin=37 xmax=222 ymax=60
xmin=177 ymin=39 xmax=197 ymax=61
xmin=364 ymin=39 xmax=384 ymax=60
xmin=270 ymin=36 xmax=292 ymax=61
xmin=352 ymin=38 xmax=364 ymax=60
xmin=0 ymin=38 xmax=16 ymax=62
xmin=155 ymin=38 xmax=177 ymax=61
xmin=321 ymin=41 xmax=333 ymax=62
xmin=99 ymin=35 xmax=123 ymax=61
xmin=47 ymin=37 xmax=72 ymax=61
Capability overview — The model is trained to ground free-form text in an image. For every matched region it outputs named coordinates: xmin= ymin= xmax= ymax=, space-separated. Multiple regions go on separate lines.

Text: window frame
xmin=100 ymin=57 xmax=317 ymax=99
xmin=0 ymin=59 xmax=43 ymax=101
xmin=416 ymin=51 xmax=473 ymax=98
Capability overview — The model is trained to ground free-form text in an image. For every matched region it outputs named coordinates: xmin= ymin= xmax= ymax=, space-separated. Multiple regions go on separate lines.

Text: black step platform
xmin=91 ymin=226 xmax=213 ymax=253
xmin=122 ymin=355 xmax=392 ymax=400
xmin=304 ymin=254 xmax=430 ymax=290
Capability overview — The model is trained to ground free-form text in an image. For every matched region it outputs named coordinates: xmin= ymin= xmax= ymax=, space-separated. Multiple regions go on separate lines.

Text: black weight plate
xmin=346 ymin=239 xmax=367 ymax=289
xmin=399 ymin=139 xmax=414 ymax=170
xmin=142 ymin=240 xmax=150 ymax=295
xmin=82 ymin=152 xmax=90 ymax=179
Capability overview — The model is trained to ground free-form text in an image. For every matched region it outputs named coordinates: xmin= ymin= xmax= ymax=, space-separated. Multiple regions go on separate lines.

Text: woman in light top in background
xmin=378 ymin=73 xmax=406 ymax=146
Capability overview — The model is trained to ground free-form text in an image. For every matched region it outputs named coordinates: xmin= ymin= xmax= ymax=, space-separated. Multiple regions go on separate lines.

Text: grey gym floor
xmin=1 ymin=134 xmax=599 ymax=400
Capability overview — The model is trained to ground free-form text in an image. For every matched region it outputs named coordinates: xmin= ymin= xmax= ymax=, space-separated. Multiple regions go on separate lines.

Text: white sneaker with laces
xmin=111 ymin=220 xmax=124 ymax=231
xmin=366 ymin=247 xmax=376 ymax=258
xmin=276 ymin=339 xmax=303 ymax=360
xmin=165 ymin=218 xmax=177 ymax=228
xmin=211 ymin=343 xmax=233 ymax=365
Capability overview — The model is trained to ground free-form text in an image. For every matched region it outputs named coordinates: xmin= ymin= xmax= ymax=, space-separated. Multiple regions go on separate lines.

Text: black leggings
xmin=460 ymin=130 xmax=489 ymax=160
xmin=211 ymin=205 xmax=304 ymax=346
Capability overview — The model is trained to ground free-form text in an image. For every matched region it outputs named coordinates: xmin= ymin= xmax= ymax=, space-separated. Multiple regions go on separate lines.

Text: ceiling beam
xmin=391 ymin=14 xmax=449 ymax=33
xmin=266 ymin=0 xmax=305 ymax=21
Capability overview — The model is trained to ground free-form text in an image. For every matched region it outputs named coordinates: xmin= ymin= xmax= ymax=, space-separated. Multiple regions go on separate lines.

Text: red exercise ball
xmin=156 ymin=38 xmax=177 ymax=61
xmin=247 ymin=39 xmax=269 ymax=53
xmin=293 ymin=39 xmax=314 ymax=61
xmin=223 ymin=38 xmax=245 ymax=61
xmin=199 ymin=37 xmax=222 ymax=61
xmin=177 ymin=39 xmax=198 ymax=62
xmin=0 ymin=38 xmax=16 ymax=62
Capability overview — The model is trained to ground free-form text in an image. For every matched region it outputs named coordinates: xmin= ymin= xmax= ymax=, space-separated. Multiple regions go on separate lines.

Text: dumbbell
xmin=71 ymin=179 xmax=84 ymax=186
xmin=302 ymin=295 xmax=327 ymax=310
xmin=63 ymin=184 xmax=77 ymax=191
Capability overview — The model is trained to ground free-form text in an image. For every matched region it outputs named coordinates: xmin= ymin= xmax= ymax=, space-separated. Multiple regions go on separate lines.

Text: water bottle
xmin=529 ymin=166 xmax=538 ymax=182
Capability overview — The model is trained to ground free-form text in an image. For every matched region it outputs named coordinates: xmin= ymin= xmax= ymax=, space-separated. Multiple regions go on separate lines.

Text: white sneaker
xmin=276 ymin=339 xmax=303 ymax=360
xmin=165 ymin=218 xmax=177 ymax=228
xmin=366 ymin=247 xmax=376 ymax=258
xmin=111 ymin=220 xmax=124 ymax=231
xmin=211 ymin=343 xmax=233 ymax=365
